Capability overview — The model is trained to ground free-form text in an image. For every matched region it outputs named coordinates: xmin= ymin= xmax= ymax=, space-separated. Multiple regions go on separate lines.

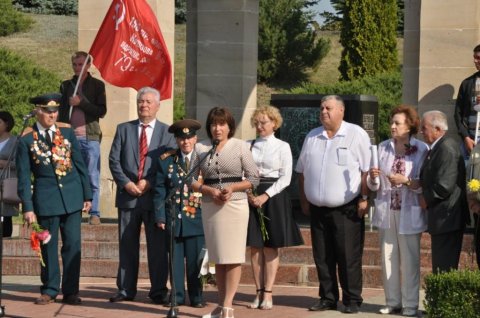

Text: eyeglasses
xmin=253 ymin=120 xmax=272 ymax=127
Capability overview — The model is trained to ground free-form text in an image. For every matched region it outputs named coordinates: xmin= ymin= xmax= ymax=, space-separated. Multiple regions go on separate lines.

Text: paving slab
xmin=0 ymin=276 xmax=424 ymax=318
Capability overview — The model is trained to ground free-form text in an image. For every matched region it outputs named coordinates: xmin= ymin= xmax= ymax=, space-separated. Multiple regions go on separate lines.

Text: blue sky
xmin=312 ymin=1 xmax=335 ymax=24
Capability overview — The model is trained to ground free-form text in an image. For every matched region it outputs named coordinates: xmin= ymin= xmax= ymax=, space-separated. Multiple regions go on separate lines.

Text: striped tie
xmin=138 ymin=124 xmax=148 ymax=180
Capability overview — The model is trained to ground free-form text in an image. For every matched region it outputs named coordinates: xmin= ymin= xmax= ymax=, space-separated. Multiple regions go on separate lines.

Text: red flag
xmin=89 ymin=0 xmax=172 ymax=100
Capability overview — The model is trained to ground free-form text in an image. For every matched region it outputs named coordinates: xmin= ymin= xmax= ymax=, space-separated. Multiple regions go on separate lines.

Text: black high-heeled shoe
xmin=248 ymin=289 xmax=264 ymax=309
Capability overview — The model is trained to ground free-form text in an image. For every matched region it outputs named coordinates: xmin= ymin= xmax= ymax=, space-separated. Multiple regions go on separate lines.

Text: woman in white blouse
xmin=246 ymin=106 xmax=303 ymax=310
xmin=367 ymin=105 xmax=428 ymax=317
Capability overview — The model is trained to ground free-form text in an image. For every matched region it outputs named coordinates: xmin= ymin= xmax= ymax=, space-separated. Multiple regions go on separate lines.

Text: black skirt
xmin=247 ymin=179 xmax=304 ymax=248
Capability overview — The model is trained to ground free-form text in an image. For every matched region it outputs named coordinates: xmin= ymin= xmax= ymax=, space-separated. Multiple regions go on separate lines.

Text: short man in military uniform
xmin=154 ymin=119 xmax=205 ymax=308
xmin=16 ymin=93 xmax=92 ymax=305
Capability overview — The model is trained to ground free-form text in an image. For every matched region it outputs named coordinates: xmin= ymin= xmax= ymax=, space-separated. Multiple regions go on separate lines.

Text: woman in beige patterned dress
xmin=193 ymin=107 xmax=259 ymax=318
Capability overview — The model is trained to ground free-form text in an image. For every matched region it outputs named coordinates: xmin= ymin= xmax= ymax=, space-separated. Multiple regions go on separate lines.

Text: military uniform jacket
xmin=16 ymin=124 xmax=92 ymax=216
xmin=154 ymin=149 xmax=204 ymax=238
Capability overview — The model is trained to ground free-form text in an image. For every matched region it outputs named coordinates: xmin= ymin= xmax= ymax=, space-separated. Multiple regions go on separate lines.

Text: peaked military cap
xmin=30 ymin=93 xmax=61 ymax=112
xmin=168 ymin=119 xmax=201 ymax=138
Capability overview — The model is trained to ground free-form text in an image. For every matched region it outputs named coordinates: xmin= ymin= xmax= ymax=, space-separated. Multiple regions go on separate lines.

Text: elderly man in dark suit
xmin=17 ymin=93 xmax=92 ymax=305
xmin=154 ymin=119 xmax=205 ymax=308
xmin=420 ymin=110 xmax=469 ymax=273
xmin=109 ymin=86 xmax=176 ymax=303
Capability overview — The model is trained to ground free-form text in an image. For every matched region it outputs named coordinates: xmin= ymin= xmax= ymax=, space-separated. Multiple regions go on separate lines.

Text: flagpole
xmin=68 ymin=54 xmax=92 ymax=120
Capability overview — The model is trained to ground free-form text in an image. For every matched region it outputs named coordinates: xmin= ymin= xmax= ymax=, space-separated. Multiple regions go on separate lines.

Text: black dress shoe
xmin=151 ymin=296 xmax=169 ymax=305
xmin=190 ymin=302 xmax=206 ymax=308
xmin=62 ymin=294 xmax=82 ymax=305
xmin=109 ymin=294 xmax=134 ymax=303
xmin=163 ymin=301 xmax=185 ymax=307
xmin=308 ymin=299 xmax=337 ymax=311
xmin=343 ymin=304 xmax=359 ymax=314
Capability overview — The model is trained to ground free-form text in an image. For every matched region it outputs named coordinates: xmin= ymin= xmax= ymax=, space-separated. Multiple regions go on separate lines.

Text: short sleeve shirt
xmin=295 ymin=121 xmax=371 ymax=207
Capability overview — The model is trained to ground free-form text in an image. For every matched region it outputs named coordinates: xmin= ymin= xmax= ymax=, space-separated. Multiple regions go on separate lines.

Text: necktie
xmin=138 ymin=124 xmax=148 ymax=180
xmin=184 ymin=156 xmax=190 ymax=172
xmin=45 ymin=129 xmax=52 ymax=146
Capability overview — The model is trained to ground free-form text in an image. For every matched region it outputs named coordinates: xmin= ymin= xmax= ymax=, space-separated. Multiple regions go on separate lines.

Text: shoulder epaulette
xmin=56 ymin=122 xmax=71 ymax=128
xmin=160 ymin=149 xmax=177 ymax=160
xmin=21 ymin=127 xmax=33 ymax=136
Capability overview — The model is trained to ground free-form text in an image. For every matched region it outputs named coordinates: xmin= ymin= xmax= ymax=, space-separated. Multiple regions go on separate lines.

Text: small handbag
xmin=1 ymin=165 xmax=21 ymax=205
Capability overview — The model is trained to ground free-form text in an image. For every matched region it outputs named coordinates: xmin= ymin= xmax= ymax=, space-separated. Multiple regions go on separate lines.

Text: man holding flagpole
xmin=59 ymin=51 xmax=106 ymax=225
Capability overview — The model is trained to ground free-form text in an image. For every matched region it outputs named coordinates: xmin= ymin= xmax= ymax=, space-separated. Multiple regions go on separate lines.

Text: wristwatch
xmin=405 ymin=178 xmax=412 ymax=186
xmin=361 ymin=194 xmax=369 ymax=201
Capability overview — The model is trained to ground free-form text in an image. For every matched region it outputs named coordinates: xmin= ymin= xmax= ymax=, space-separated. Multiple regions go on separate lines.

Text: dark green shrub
xmin=424 ymin=270 xmax=480 ymax=318
xmin=0 ymin=48 xmax=60 ymax=134
xmin=339 ymin=0 xmax=398 ymax=81
xmin=288 ymin=71 xmax=402 ymax=141
xmin=258 ymin=0 xmax=330 ymax=84
xmin=13 ymin=0 xmax=77 ymax=15
xmin=175 ymin=0 xmax=186 ymax=24
xmin=0 ymin=0 xmax=33 ymax=36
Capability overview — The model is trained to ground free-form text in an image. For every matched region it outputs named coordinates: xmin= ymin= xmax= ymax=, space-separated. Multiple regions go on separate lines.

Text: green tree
xmin=258 ymin=0 xmax=330 ymax=83
xmin=0 ymin=0 xmax=33 ymax=36
xmin=326 ymin=0 xmax=404 ymax=35
xmin=175 ymin=0 xmax=186 ymax=24
xmin=0 ymin=48 xmax=60 ymax=133
xmin=338 ymin=0 xmax=398 ymax=81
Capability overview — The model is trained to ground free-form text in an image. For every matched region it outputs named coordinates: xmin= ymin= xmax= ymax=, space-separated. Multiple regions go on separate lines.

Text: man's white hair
xmin=137 ymin=87 xmax=160 ymax=104
xmin=422 ymin=110 xmax=448 ymax=131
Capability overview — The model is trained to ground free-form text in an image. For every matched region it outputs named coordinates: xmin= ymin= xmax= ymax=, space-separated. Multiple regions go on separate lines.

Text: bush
xmin=175 ymin=0 xmax=186 ymax=24
xmin=424 ymin=270 xmax=480 ymax=318
xmin=13 ymin=0 xmax=77 ymax=15
xmin=288 ymin=71 xmax=402 ymax=141
xmin=339 ymin=0 xmax=398 ymax=81
xmin=0 ymin=0 xmax=33 ymax=36
xmin=258 ymin=0 xmax=330 ymax=84
xmin=0 ymin=48 xmax=61 ymax=134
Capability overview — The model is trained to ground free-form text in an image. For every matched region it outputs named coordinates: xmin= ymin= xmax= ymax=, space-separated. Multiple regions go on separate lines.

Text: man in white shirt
xmin=296 ymin=95 xmax=371 ymax=314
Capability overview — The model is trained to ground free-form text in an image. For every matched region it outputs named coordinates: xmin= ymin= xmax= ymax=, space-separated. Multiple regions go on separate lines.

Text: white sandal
xmin=202 ymin=306 xmax=222 ymax=318
xmin=221 ymin=306 xmax=234 ymax=318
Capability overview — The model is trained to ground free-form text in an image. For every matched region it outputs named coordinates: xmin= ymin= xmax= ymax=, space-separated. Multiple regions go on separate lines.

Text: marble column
xmin=185 ymin=0 xmax=259 ymax=140
xmin=403 ymin=0 xmax=480 ymax=138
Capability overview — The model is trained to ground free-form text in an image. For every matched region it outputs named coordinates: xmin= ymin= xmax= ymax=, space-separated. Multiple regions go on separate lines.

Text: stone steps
xmin=3 ymin=224 xmax=477 ymax=288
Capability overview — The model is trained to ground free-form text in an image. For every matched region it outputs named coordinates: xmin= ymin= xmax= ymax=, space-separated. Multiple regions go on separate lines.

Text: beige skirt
xmin=202 ymin=199 xmax=249 ymax=264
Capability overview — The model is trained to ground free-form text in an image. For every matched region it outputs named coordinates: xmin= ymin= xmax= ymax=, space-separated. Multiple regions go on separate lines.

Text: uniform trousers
xmin=38 ymin=211 xmax=82 ymax=298
xmin=170 ymin=235 xmax=205 ymax=305
xmin=310 ymin=198 xmax=364 ymax=306
xmin=117 ymin=206 xmax=168 ymax=299
xmin=379 ymin=210 xmax=421 ymax=309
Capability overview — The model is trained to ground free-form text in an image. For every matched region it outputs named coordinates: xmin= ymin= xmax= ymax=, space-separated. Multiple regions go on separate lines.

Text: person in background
xmin=108 ymin=87 xmax=176 ymax=304
xmin=420 ymin=110 xmax=469 ymax=273
xmin=246 ymin=106 xmax=303 ymax=310
xmin=296 ymin=95 xmax=371 ymax=314
xmin=367 ymin=105 xmax=428 ymax=317
xmin=59 ymin=51 xmax=106 ymax=225
xmin=154 ymin=119 xmax=206 ymax=308
xmin=192 ymin=107 xmax=259 ymax=318
xmin=0 ymin=111 xmax=18 ymax=237
xmin=17 ymin=93 xmax=92 ymax=305
xmin=454 ymin=44 xmax=480 ymax=159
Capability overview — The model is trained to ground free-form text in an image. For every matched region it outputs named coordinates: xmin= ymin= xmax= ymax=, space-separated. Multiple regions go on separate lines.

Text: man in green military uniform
xmin=16 ymin=93 xmax=92 ymax=305
xmin=154 ymin=119 xmax=205 ymax=308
